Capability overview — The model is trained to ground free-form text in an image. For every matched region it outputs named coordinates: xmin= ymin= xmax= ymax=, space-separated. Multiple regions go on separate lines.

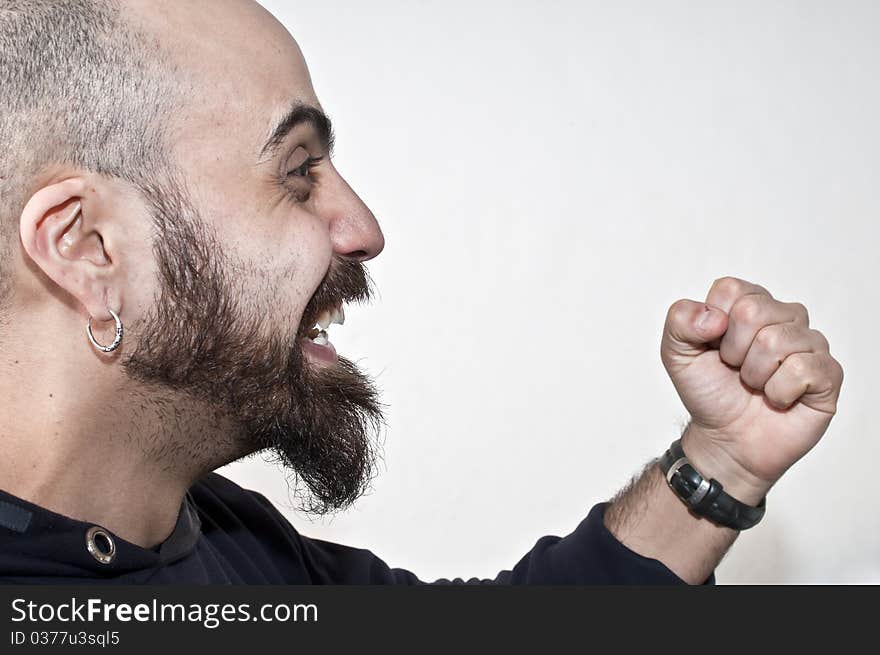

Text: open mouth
xmin=301 ymin=300 xmax=345 ymax=366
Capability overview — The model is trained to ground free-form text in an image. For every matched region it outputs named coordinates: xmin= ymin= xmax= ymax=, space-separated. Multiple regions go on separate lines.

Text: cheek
xmin=286 ymin=216 xmax=333 ymax=282
xmin=261 ymin=219 xmax=333 ymax=316
xmin=199 ymin=193 xmax=332 ymax=321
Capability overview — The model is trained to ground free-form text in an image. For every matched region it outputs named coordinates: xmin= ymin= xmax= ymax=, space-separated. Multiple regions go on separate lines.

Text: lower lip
xmin=301 ymin=337 xmax=338 ymax=366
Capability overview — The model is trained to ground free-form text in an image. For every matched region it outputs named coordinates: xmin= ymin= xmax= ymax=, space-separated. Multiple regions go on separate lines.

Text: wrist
xmin=680 ymin=423 xmax=772 ymax=507
xmin=605 ymin=457 xmax=740 ymax=583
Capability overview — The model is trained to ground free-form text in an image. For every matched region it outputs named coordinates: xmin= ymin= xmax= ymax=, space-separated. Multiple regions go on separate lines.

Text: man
xmin=0 ymin=0 xmax=843 ymax=584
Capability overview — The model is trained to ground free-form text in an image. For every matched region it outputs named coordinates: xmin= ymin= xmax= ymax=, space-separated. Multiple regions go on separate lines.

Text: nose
xmin=317 ymin=164 xmax=385 ymax=262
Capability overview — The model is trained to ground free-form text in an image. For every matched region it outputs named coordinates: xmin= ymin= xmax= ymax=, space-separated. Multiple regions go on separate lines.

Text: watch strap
xmin=659 ymin=438 xmax=766 ymax=530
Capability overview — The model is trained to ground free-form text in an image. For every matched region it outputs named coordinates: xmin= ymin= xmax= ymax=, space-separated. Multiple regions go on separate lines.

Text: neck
xmin=0 ymin=314 xmax=242 ymax=549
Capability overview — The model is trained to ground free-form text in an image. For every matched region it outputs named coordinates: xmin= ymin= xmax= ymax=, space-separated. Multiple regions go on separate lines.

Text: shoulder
xmin=188 ymin=471 xmax=297 ymax=538
xmin=186 ymin=472 xmax=328 ymax=583
xmin=188 ymin=473 xmax=408 ymax=584
xmin=190 ymin=470 xmax=270 ymax=507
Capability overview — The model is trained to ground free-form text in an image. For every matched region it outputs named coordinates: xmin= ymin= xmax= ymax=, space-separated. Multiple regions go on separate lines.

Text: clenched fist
xmin=661 ymin=276 xmax=844 ymax=505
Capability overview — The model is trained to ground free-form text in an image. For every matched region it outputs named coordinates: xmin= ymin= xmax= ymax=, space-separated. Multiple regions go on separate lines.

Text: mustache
xmin=297 ymin=256 xmax=376 ymax=338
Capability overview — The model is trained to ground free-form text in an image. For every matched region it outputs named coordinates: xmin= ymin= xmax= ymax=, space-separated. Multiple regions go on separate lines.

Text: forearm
xmin=603 ymin=423 xmax=767 ymax=584
xmin=603 ymin=459 xmax=736 ymax=583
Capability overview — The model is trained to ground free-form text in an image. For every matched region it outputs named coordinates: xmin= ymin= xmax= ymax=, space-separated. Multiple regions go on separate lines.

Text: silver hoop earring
xmin=87 ymin=307 xmax=123 ymax=353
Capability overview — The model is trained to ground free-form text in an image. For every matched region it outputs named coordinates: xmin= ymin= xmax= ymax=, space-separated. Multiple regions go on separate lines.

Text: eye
xmin=287 ymin=154 xmax=324 ymax=179
xmin=280 ymin=147 xmax=325 ymax=203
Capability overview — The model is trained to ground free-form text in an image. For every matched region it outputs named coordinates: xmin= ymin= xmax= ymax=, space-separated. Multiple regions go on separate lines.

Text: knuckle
xmin=791 ymin=301 xmax=810 ymax=324
xmin=730 ymin=294 xmax=764 ymax=325
xmin=831 ymin=357 xmax=845 ymax=385
xmin=786 ymin=352 xmax=811 ymax=376
xmin=711 ymin=276 xmax=743 ymax=295
xmin=754 ymin=324 xmax=783 ymax=351
xmin=810 ymin=328 xmax=830 ymax=351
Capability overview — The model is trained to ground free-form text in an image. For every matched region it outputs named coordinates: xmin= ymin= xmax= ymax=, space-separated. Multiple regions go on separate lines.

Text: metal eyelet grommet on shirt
xmin=85 ymin=526 xmax=117 ymax=565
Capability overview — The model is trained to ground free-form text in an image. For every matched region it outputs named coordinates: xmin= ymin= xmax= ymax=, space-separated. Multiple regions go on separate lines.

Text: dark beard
xmin=121 ymin=176 xmax=385 ymax=514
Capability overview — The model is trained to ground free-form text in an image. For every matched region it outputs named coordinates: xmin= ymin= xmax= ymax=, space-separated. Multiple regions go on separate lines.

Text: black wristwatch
xmin=659 ymin=438 xmax=766 ymax=530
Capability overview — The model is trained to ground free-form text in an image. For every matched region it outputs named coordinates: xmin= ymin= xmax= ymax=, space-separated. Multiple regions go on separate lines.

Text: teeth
xmin=312 ymin=330 xmax=329 ymax=346
xmin=313 ymin=303 xmax=345 ymax=332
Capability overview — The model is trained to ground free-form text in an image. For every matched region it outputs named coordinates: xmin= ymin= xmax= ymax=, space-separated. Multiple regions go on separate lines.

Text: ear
xmin=19 ymin=177 xmax=120 ymax=322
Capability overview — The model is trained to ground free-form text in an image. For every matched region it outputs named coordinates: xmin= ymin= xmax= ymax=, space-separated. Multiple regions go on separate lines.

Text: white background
xmin=222 ymin=0 xmax=879 ymax=583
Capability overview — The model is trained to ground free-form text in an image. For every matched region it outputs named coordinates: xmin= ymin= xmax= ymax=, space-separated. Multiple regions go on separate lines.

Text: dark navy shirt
xmin=0 ymin=472 xmax=708 ymax=584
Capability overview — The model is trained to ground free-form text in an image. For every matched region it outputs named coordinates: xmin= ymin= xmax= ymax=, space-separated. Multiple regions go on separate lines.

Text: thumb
xmin=661 ymin=300 xmax=729 ymax=372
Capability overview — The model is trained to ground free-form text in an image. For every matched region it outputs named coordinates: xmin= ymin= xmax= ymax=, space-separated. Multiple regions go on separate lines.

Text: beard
xmin=121 ymin=176 xmax=385 ymax=514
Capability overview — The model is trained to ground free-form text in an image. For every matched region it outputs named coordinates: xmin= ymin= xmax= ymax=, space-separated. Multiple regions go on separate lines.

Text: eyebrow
xmin=258 ymin=101 xmax=336 ymax=162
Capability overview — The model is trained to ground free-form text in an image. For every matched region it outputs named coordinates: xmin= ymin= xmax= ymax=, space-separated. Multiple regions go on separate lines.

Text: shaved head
xmin=0 ymin=0 xmax=179 ymax=307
